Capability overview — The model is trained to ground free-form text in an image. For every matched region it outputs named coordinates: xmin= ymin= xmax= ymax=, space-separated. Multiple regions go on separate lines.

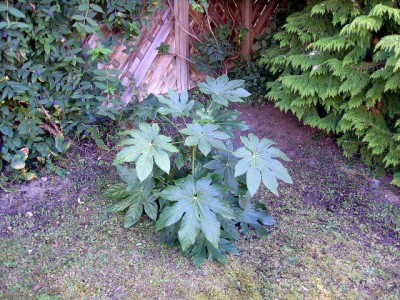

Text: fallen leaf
xmin=32 ymin=284 xmax=42 ymax=292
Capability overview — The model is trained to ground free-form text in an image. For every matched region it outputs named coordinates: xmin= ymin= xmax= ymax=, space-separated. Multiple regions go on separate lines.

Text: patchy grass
xmin=1 ymin=163 xmax=398 ymax=299
xmin=1 ymin=104 xmax=399 ymax=299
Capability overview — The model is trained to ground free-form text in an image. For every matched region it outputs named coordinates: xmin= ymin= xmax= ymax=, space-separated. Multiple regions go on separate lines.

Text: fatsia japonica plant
xmin=104 ymin=76 xmax=292 ymax=267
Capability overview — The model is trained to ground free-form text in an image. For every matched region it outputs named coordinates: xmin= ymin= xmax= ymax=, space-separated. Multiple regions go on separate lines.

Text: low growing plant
xmin=104 ymin=76 xmax=292 ymax=267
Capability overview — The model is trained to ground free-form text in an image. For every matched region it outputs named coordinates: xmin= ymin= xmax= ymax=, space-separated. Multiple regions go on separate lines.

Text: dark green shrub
xmin=191 ymin=23 xmax=238 ymax=76
xmin=261 ymin=0 xmax=400 ymax=185
xmin=0 ymin=0 xmax=160 ymax=185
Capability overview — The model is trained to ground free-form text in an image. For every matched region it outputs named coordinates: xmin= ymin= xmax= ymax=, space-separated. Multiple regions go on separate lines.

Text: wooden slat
xmin=240 ymin=0 xmax=253 ymax=59
xmin=174 ymin=0 xmax=190 ymax=91
xmin=85 ymin=0 xmax=283 ymax=102
xmin=252 ymin=0 xmax=266 ymax=24
xmin=254 ymin=0 xmax=279 ymax=33
xmin=134 ymin=8 xmax=174 ymax=86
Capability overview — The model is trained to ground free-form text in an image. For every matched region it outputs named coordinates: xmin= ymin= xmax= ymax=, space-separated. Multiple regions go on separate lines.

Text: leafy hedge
xmin=0 ymin=0 xmax=160 ymax=185
xmin=261 ymin=0 xmax=400 ymax=185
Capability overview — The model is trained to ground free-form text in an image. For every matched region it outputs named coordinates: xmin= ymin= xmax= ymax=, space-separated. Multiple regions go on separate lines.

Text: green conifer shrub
xmin=104 ymin=76 xmax=292 ymax=267
xmin=261 ymin=0 xmax=400 ymax=185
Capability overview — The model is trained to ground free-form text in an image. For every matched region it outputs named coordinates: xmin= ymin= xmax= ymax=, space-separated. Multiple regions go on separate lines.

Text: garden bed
xmin=1 ymin=102 xmax=399 ymax=299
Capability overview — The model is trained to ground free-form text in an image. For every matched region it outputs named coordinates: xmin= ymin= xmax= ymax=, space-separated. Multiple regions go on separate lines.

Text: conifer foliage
xmin=262 ymin=0 xmax=400 ymax=185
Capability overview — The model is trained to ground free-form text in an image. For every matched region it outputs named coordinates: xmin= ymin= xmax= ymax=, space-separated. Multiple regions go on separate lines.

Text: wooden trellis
xmin=85 ymin=0 xmax=282 ymax=103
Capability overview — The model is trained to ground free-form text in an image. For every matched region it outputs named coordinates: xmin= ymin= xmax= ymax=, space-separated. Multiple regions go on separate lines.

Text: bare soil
xmin=238 ymin=102 xmax=400 ymax=208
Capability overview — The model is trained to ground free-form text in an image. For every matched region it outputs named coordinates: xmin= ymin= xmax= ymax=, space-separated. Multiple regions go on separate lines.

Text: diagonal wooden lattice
xmin=86 ymin=0 xmax=282 ymax=103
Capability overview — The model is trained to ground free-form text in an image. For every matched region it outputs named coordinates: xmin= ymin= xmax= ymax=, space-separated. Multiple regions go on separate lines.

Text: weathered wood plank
xmin=174 ymin=0 xmax=189 ymax=91
xmin=134 ymin=12 xmax=174 ymax=86
xmin=254 ymin=0 xmax=279 ymax=33
xmin=240 ymin=0 xmax=253 ymax=59
xmin=86 ymin=0 xmax=283 ymax=102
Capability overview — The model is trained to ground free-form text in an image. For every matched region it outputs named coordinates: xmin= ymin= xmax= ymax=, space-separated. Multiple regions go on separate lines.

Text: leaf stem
xmin=207 ymin=99 xmax=215 ymax=112
xmin=181 ymin=116 xmax=187 ymax=126
xmin=5 ymin=0 xmax=9 ymax=23
xmin=192 ymin=146 xmax=196 ymax=174
xmin=223 ymin=148 xmax=235 ymax=154
xmin=161 ymin=116 xmax=182 ymax=135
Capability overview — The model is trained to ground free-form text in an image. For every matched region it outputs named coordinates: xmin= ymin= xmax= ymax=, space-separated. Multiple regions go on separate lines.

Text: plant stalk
xmin=207 ymin=99 xmax=215 ymax=112
xmin=192 ymin=146 xmax=196 ymax=174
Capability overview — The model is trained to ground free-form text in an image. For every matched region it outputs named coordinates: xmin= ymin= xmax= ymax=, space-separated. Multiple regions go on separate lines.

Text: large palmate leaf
xmin=158 ymin=223 xmax=180 ymax=247
xmin=155 ymin=175 xmax=234 ymax=251
xmin=211 ymin=109 xmax=248 ymax=134
xmin=113 ymin=123 xmax=178 ymax=181
xmin=190 ymin=235 xmax=239 ymax=268
xmin=157 ymin=89 xmax=194 ymax=117
xmin=218 ymin=215 xmax=240 ymax=240
xmin=132 ymin=94 xmax=161 ymax=123
xmin=234 ymin=133 xmax=292 ymax=196
xmin=104 ymin=166 xmax=156 ymax=228
xmin=234 ymin=193 xmax=276 ymax=235
xmin=204 ymin=141 xmax=240 ymax=193
xmin=180 ymin=123 xmax=229 ymax=156
xmin=197 ymin=75 xmax=251 ymax=106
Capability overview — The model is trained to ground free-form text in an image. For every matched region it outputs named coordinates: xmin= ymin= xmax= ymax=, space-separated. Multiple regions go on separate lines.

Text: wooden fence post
xmin=174 ymin=0 xmax=189 ymax=91
xmin=240 ymin=0 xmax=253 ymax=59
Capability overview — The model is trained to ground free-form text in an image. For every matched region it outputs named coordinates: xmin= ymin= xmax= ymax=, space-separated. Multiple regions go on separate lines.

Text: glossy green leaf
xmin=55 ymin=133 xmax=64 ymax=153
xmin=8 ymin=7 xmax=25 ymax=18
xmin=156 ymin=175 xmax=234 ymax=251
xmin=94 ymin=138 xmax=109 ymax=151
xmin=124 ymin=201 xmax=143 ymax=228
xmin=132 ymin=94 xmax=161 ymax=123
xmin=105 ymin=170 xmax=154 ymax=228
xmin=90 ymin=4 xmax=104 ymax=13
xmin=157 ymin=89 xmax=194 ymax=117
xmin=105 ymin=193 xmax=135 ymax=212
xmin=219 ymin=216 xmax=239 ymax=240
xmin=113 ymin=123 xmax=178 ymax=181
xmin=211 ymin=109 xmax=248 ymax=134
xmin=10 ymin=154 xmax=25 ymax=170
xmin=103 ymin=183 xmax=129 ymax=200
xmin=180 ymin=123 xmax=229 ymax=156
xmin=234 ymin=133 xmax=292 ymax=196
xmin=190 ymin=235 xmax=238 ymax=268
xmin=204 ymin=141 xmax=239 ymax=193
xmin=234 ymin=193 xmax=276 ymax=235
xmin=0 ymin=125 xmax=13 ymax=137
xmin=143 ymin=196 xmax=158 ymax=220
xmin=197 ymin=75 xmax=251 ymax=106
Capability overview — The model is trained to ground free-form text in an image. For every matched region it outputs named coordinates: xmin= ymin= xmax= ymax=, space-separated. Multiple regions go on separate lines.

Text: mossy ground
xmin=1 ymin=103 xmax=399 ymax=299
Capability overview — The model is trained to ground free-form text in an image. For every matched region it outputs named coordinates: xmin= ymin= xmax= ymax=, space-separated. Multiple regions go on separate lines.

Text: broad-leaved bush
xmin=105 ymin=76 xmax=292 ymax=267
xmin=0 ymin=0 xmax=161 ymax=185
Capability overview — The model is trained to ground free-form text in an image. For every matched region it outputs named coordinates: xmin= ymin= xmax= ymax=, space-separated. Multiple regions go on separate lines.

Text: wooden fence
xmin=85 ymin=0 xmax=282 ymax=103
